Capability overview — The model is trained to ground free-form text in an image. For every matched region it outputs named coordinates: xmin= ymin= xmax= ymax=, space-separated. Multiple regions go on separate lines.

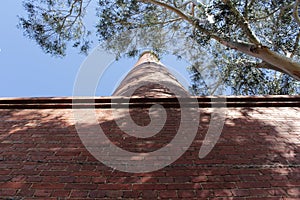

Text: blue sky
xmin=0 ymin=1 xmax=191 ymax=97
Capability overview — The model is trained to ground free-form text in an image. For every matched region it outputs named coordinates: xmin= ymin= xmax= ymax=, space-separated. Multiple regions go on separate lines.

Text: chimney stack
xmin=112 ymin=51 xmax=188 ymax=98
xmin=133 ymin=51 xmax=162 ymax=67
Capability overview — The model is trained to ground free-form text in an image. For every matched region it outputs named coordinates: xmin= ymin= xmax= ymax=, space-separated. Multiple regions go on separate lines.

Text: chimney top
xmin=134 ymin=51 xmax=162 ymax=67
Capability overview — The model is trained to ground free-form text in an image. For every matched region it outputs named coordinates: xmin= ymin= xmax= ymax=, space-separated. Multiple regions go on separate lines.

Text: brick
xmin=10 ymin=175 xmax=26 ymax=182
xmin=213 ymin=189 xmax=233 ymax=197
xmin=229 ymin=169 xmax=260 ymax=175
xmin=287 ymin=188 xmax=300 ymax=197
xmin=207 ymin=175 xmax=224 ymax=182
xmin=124 ymin=176 xmax=139 ymax=183
xmin=65 ymin=183 xmax=97 ymax=190
xmin=237 ymin=181 xmax=270 ymax=189
xmin=271 ymin=180 xmax=300 ymax=187
xmin=137 ymin=176 xmax=158 ymax=183
xmin=49 ymin=164 xmax=68 ymax=171
xmin=248 ymin=188 xmax=270 ymax=196
xmin=27 ymin=176 xmax=43 ymax=182
xmin=201 ymin=182 xmax=236 ymax=189
xmin=40 ymin=170 xmax=70 ymax=176
xmin=32 ymin=183 xmax=65 ymax=189
xmin=0 ymin=182 xmax=31 ymax=189
xmin=105 ymin=190 xmax=123 ymax=198
xmin=159 ymin=190 xmax=177 ymax=198
xmin=107 ymin=176 xmax=127 ymax=183
xmin=166 ymin=170 xmax=198 ymax=176
xmin=70 ymin=190 xmax=89 ymax=198
xmin=167 ymin=183 xmax=195 ymax=190
xmin=271 ymin=174 xmax=288 ymax=180
xmin=55 ymin=151 xmax=80 ymax=156
xmin=59 ymin=176 xmax=76 ymax=183
xmin=267 ymin=188 xmax=286 ymax=196
xmin=191 ymin=176 xmax=208 ymax=182
xmin=71 ymin=171 xmax=100 ymax=176
xmin=196 ymin=190 xmax=213 ymax=198
xmin=0 ymin=170 xmax=12 ymax=175
xmin=142 ymin=190 xmax=158 ymax=199
xmin=224 ymin=175 xmax=240 ymax=182
xmin=0 ymin=189 xmax=18 ymax=196
xmin=89 ymin=190 xmax=106 ymax=198
xmin=239 ymin=175 xmax=257 ymax=181
xmin=209 ymin=168 xmax=229 ymax=176
xmin=11 ymin=169 xmax=40 ymax=176
xmin=17 ymin=188 xmax=35 ymax=197
xmin=92 ymin=177 xmax=106 ymax=183
xmin=98 ymin=184 xmax=132 ymax=190
xmin=123 ymin=190 xmax=141 ymax=198
xmin=256 ymin=174 xmax=273 ymax=181
xmin=174 ymin=176 xmax=191 ymax=183
xmin=34 ymin=189 xmax=52 ymax=197
xmin=231 ymin=189 xmax=251 ymax=197
xmin=42 ymin=176 xmax=60 ymax=182
xmin=0 ymin=175 xmax=11 ymax=182
xmin=51 ymin=190 xmax=70 ymax=197
xmin=75 ymin=176 xmax=91 ymax=183
xmin=177 ymin=190 xmax=195 ymax=198
xmin=133 ymin=184 xmax=166 ymax=190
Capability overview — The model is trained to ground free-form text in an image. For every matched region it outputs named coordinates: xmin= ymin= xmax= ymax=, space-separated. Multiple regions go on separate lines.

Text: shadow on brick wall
xmin=0 ymin=107 xmax=299 ymax=199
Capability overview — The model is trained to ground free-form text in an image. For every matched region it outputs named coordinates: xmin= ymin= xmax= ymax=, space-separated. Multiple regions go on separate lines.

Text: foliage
xmin=19 ymin=0 xmax=300 ymax=95
xmin=19 ymin=0 xmax=92 ymax=56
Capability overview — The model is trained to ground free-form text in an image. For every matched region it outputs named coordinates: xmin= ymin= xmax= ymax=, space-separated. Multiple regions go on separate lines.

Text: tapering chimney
xmin=112 ymin=51 xmax=189 ymax=97
xmin=133 ymin=51 xmax=162 ymax=67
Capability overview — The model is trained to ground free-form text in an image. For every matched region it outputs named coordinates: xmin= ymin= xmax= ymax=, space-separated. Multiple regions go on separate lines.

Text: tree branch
xmin=277 ymin=2 xmax=294 ymax=23
xmin=256 ymin=61 xmax=287 ymax=74
xmin=219 ymin=41 xmax=300 ymax=80
xmin=138 ymin=0 xmax=193 ymax=23
xmin=118 ymin=18 xmax=182 ymax=28
xmin=293 ymin=0 xmax=300 ymax=27
xmin=243 ymin=0 xmax=248 ymax=19
xmin=290 ymin=31 xmax=300 ymax=58
xmin=248 ymin=0 xmax=255 ymax=9
xmin=139 ymin=0 xmax=300 ymax=80
xmin=249 ymin=7 xmax=281 ymax=22
xmin=60 ymin=0 xmax=82 ymax=31
xmin=222 ymin=0 xmax=260 ymax=45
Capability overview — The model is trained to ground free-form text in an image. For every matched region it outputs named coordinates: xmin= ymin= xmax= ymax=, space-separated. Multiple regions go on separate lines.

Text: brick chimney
xmin=112 ymin=51 xmax=189 ymax=97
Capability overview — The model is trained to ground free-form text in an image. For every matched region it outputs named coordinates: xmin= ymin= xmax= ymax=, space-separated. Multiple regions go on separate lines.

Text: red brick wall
xmin=0 ymin=101 xmax=299 ymax=199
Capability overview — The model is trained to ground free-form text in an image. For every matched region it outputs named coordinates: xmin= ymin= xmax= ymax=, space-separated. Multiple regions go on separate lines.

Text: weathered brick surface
xmin=0 ymin=105 xmax=299 ymax=199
